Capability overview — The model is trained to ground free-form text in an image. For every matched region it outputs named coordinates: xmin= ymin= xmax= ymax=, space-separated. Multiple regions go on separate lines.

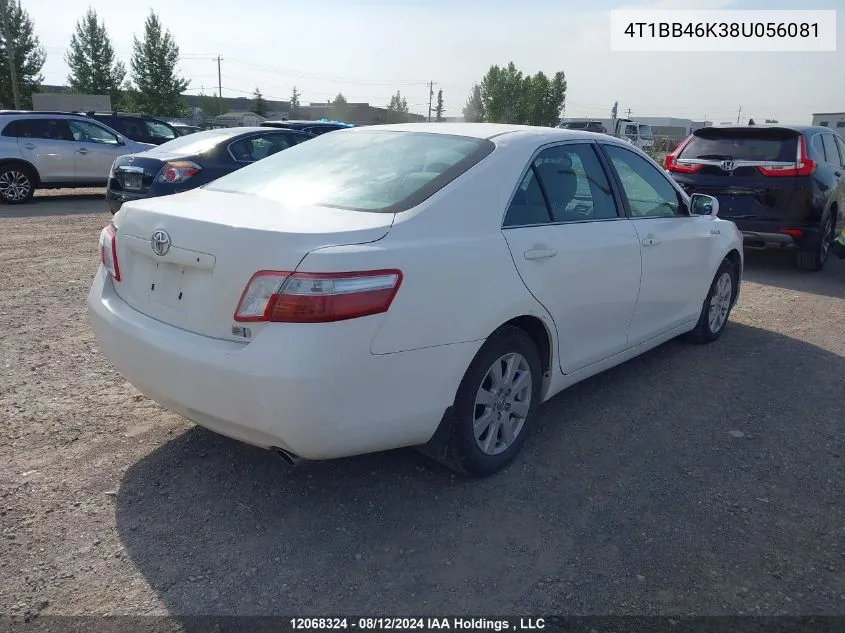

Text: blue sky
xmin=27 ymin=0 xmax=845 ymax=122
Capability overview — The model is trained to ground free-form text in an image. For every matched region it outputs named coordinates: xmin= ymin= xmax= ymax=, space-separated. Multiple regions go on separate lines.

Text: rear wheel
xmin=0 ymin=164 xmax=35 ymax=204
xmin=796 ymin=215 xmax=834 ymax=272
xmin=687 ymin=259 xmax=737 ymax=344
xmin=438 ymin=325 xmax=543 ymax=477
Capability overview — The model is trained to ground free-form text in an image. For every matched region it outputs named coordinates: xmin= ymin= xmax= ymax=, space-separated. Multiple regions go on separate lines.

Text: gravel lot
xmin=1 ymin=191 xmax=844 ymax=619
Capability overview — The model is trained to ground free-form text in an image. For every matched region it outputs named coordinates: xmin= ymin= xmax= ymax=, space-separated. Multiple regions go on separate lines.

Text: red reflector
xmin=234 ymin=270 xmax=403 ymax=324
xmin=779 ymin=228 xmax=803 ymax=238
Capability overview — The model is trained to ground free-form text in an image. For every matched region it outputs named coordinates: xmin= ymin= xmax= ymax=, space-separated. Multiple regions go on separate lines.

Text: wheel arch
xmin=724 ymin=248 xmax=742 ymax=306
xmin=492 ymin=314 xmax=555 ymax=399
xmin=0 ymin=158 xmax=41 ymax=186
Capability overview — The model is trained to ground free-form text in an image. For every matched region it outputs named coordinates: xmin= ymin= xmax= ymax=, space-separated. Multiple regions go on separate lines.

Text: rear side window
xmin=680 ymin=129 xmax=798 ymax=162
xmin=821 ymin=135 xmax=842 ymax=167
xmin=144 ymin=120 xmax=177 ymax=142
xmin=12 ymin=118 xmax=73 ymax=141
xmin=206 ymin=130 xmax=495 ymax=213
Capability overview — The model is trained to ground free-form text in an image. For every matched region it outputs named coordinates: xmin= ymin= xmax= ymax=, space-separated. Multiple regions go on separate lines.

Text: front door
xmin=502 ymin=142 xmax=643 ymax=374
xmin=67 ymin=119 xmax=127 ymax=184
xmin=600 ymin=143 xmax=715 ymax=345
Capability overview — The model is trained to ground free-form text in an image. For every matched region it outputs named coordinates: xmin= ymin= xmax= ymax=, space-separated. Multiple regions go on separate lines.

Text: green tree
xmin=289 ymin=85 xmax=301 ymax=118
xmin=331 ymin=92 xmax=348 ymax=121
xmin=65 ymin=8 xmax=125 ymax=109
xmin=386 ymin=90 xmax=408 ymax=123
xmin=197 ymin=89 xmax=224 ymax=118
xmin=473 ymin=62 xmax=566 ymax=126
xmin=463 ymin=84 xmax=484 ymax=122
xmin=251 ymin=87 xmax=268 ymax=117
xmin=0 ymin=0 xmax=46 ymax=108
xmin=129 ymin=10 xmax=188 ymax=116
xmin=434 ymin=88 xmax=444 ymax=122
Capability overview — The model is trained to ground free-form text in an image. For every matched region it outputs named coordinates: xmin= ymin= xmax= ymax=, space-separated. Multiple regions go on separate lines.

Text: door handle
xmin=524 ymin=248 xmax=557 ymax=260
xmin=22 ymin=143 xmax=35 ymax=150
xmin=641 ymin=238 xmax=660 ymax=247
xmin=76 ymin=148 xmax=89 ymax=155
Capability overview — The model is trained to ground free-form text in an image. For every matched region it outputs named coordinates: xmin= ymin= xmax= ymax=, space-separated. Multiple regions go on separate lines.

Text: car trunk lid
xmin=111 ymin=188 xmax=394 ymax=341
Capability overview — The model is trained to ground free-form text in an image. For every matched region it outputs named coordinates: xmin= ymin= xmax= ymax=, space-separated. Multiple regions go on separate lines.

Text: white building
xmin=811 ymin=112 xmax=845 ymax=136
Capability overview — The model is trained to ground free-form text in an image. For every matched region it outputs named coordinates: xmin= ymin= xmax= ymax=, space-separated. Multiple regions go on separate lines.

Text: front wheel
xmin=687 ymin=259 xmax=737 ymax=344
xmin=437 ymin=325 xmax=543 ymax=477
xmin=0 ymin=164 xmax=35 ymax=204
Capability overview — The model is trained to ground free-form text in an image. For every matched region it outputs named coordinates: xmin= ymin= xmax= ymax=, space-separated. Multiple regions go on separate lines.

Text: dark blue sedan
xmin=106 ymin=126 xmax=313 ymax=214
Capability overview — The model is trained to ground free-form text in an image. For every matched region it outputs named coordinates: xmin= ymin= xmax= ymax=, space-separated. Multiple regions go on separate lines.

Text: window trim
xmin=598 ymin=141 xmax=691 ymax=220
xmin=500 ymin=139 xmax=627 ymax=230
xmin=813 ymin=134 xmax=827 ymax=162
xmin=834 ymin=134 xmax=845 ymax=166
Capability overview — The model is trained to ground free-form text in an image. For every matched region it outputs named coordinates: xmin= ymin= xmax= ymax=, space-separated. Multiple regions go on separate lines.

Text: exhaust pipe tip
xmin=274 ymin=447 xmax=304 ymax=467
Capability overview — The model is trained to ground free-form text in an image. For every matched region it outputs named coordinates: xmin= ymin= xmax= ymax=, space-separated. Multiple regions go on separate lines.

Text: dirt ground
xmin=1 ymin=190 xmax=844 ymax=620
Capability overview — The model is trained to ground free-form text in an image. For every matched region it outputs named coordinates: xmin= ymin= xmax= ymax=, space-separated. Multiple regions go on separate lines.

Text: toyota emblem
xmin=150 ymin=230 xmax=171 ymax=257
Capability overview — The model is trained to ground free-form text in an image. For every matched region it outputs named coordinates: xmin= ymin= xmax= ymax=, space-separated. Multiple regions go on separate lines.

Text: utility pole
xmin=1 ymin=0 xmax=21 ymax=109
xmin=427 ymin=81 xmax=434 ymax=123
xmin=736 ymin=105 xmax=742 ymax=124
xmin=625 ymin=107 xmax=632 ymax=118
xmin=217 ymin=55 xmax=223 ymax=116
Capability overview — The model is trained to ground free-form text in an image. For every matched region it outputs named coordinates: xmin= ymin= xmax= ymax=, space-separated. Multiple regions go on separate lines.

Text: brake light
xmin=665 ymin=135 xmax=701 ymax=173
xmin=234 ymin=269 xmax=403 ymax=323
xmin=156 ymin=161 xmax=201 ymax=184
xmin=757 ymin=136 xmax=815 ymax=177
xmin=98 ymin=223 xmax=120 ymax=281
xmin=779 ymin=228 xmax=803 ymax=238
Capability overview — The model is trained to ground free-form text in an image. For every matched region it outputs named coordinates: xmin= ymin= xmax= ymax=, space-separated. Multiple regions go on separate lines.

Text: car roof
xmin=697 ymin=124 xmax=819 ymax=134
xmin=352 ymin=122 xmax=614 ymax=143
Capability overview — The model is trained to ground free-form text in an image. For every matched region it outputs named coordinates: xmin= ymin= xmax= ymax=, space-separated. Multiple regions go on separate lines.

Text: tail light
xmin=757 ymin=136 xmax=815 ymax=177
xmin=234 ymin=269 xmax=403 ymax=323
xmin=665 ymin=135 xmax=701 ymax=173
xmin=98 ymin=223 xmax=120 ymax=281
xmin=779 ymin=228 xmax=803 ymax=238
xmin=155 ymin=161 xmax=201 ymax=184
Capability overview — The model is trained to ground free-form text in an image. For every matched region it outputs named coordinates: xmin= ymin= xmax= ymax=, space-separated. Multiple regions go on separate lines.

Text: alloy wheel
xmin=707 ymin=272 xmax=733 ymax=334
xmin=0 ymin=170 xmax=31 ymax=202
xmin=473 ymin=352 xmax=533 ymax=456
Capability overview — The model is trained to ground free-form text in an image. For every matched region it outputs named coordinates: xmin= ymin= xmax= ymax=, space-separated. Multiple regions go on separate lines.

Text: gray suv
xmin=0 ymin=111 xmax=154 ymax=204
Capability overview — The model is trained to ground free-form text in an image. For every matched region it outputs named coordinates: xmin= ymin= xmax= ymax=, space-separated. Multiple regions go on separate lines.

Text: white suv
xmin=0 ymin=111 xmax=155 ymax=204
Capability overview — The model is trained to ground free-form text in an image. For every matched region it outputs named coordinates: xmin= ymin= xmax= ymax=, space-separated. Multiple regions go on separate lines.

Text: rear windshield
xmin=680 ymin=129 xmax=798 ymax=162
xmin=147 ymin=128 xmax=243 ymax=154
xmin=205 ymin=129 xmax=495 ymax=212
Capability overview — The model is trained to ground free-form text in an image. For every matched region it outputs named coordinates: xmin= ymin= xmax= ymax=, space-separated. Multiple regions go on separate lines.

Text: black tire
xmin=0 ymin=163 xmax=36 ymax=204
xmin=796 ymin=215 xmax=834 ymax=272
xmin=437 ymin=325 xmax=543 ymax=477
xmin=687 ymin=259 xmax=737 ymax=344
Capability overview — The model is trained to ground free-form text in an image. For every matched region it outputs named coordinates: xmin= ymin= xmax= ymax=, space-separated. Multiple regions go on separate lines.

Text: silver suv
xmin=0 ymin=111 xmax=155 ymax=204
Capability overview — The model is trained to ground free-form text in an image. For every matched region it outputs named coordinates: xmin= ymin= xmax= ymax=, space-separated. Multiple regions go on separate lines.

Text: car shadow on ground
xmin=742 ymin=250 xmax=845 ymax=299
xmin=0 ymin=192 xmax=109 ymax=219
xmin=115 ymin=323 xmax=845 ymax=619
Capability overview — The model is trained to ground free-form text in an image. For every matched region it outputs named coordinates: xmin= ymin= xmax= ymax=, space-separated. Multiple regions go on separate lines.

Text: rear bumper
xmin=87 ymin=268 xmax=480 ymax=460
xmin=735 ymin=221 xmax=823 ymax=251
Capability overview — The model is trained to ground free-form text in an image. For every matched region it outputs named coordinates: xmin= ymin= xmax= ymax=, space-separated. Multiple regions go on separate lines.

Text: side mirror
xmin=116 ymin=136 xmax=126 ymax=147
xmin=690 ymin=193 xmax=719 ymax=217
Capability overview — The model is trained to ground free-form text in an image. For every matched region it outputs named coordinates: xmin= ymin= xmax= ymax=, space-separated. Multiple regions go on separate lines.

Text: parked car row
xmin=88 ymin=123 xmax=744 ymax=477
xmin=0 ymin=110 xmax=352 ymax=206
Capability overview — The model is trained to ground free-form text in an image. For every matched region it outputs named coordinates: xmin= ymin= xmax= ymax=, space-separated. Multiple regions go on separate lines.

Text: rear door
xmin=820 ymin=132 xmax=845 ymax=215
xmin=68 ymin=119 xmax=127 ymax=183
xmin=14 ymin=118 xmax=76 ymax=183
xmin=600 ymin=143 xmax=715 ymax=343
xmin=501 ymin=141 xmax=643 ymax=373
xmin=669 ymin=127 xmax=800 ymax=227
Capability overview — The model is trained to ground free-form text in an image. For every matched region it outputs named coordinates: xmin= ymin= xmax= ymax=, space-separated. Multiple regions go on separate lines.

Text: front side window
xmin=207 ymin=130 xmax=494 ymax=213
xmin=602 ymin=144 xmax=683 ymax=218
xmin=69 ymin=120 xmax=120 ymax=145
xmin=532 ymin=144 xmax=618 ymax=222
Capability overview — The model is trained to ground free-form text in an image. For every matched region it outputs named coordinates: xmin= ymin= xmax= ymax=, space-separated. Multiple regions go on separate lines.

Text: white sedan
xmin=88 ymin=123 xmax=743 ymax=477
